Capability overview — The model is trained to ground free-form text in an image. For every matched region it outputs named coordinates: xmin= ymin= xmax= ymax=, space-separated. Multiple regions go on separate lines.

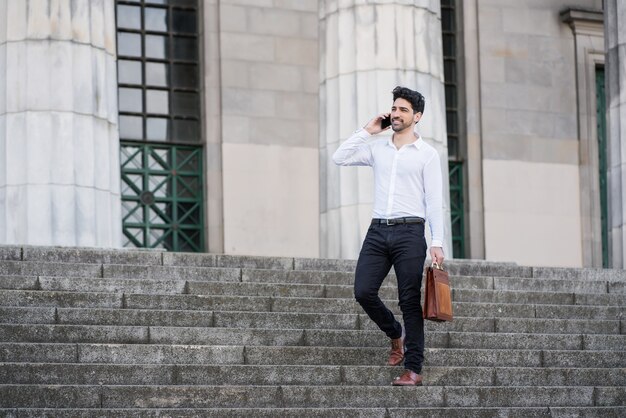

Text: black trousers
xmin=354 ymin=222 xmax=427 ymax=373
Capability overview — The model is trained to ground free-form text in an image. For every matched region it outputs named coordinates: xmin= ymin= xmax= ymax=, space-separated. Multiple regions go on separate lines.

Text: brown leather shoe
xmin=387 ymin=335 xmax=404 ymax=366
xmin=392 ymin=370 xmax=423 ymax=386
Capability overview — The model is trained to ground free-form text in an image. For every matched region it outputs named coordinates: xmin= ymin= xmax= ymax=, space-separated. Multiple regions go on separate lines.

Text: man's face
xmin=390 ymin=98 xmax=422 ymax=132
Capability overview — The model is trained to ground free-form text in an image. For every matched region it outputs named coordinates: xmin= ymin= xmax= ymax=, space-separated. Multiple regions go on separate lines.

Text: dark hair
xmin=392 ymin=86 xmax=425 ymax=114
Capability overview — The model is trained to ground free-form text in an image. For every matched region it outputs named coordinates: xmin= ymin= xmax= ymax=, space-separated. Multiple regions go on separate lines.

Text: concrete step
xmin=0 ymin=324 xmax=150 ymax=344
xmin=1 ymin=296 xmax=623 ymax=322
xmin=1 ymin=246 xmax=293 ymax=271
xmin=103 ymin=264 xmax=242 ymax=282
xmin=1 ymin=262 xmax=624 ymax=295
xmin=0 ymin=385 xmax=623 ymax=408
xmin=3 ymin=323 xmax=624 ymax=350
xmin=15 ymin=246 xmax=295 ymax=270
xmin=6 ymin=276 xmax=626 ymax=309
xmin=1 ymin=363 xmax=624 ymax=387
xmin=0 ymin=324 xmax=307 ymax=346
xmin=0 ymin=289 xmax=626 ymax=322
xmin=3 ymin=246 xmax=611 ymax=283
xmin=0 ymin=307 xmax=215 ymax=327
xmin=0 ymin=276 xmax=38 ymax=290
xmin=489 ymin=317 xmax=622 ymax=335
xmin=241 ymin=347 xmax=626 ymax=368
xmin=241 ymin=268 xmax=626 ymax=290
xmin=242 ymin=268 xmax=386 ymax=285
xmin=0 ymin=261 xmax=101 ymax=278
xmin=0 ymin=247 xmax=22 ymax=261
xmin=2 ymin=342 xmax=623 ymax=368
xmin=3 ymin=306 xmax=618 ymax=334
xmin=301 ymin=329 xmax=626 ymax=351
xmin=0 ymin=290 xmax=122 ymax=308
xmin=445 ymin=332 xmax=626 ymax=351
xmin=393 ymin=407 xmax=626 ymax=418
xmin=189 ymin=280 xmax=327 ymax=298
xmin=106 ymin=294 xmax=626 ymax=319
xmin=0 ymin=273 xmax=464 ymax=294
xmin=197 ymin=278 xmax=624 ymax=304
xmin=0 ymin=408 xmax=379 ymax=418
xmin=532 ymin=267 xmax=626 ymax=281
xmin=454 ymin=289 xmax=626 ymax=306
xmin=37 ymin=276 xmax=187 ymax=294
xmin=266 ymin=297 xmax=623 ymax=319
xmin=163 ymin=253 xmax=295 ymax=270
xmin=1 ymin=407 xmax=625 ymax=418
xmin=3 ymin=245 xmax=626 ymax=281
xmin=192 ymin=281 xmax=626 ymax=305
xmin=0 ymin=291 xmax=276 ymax=313
xmin=20 ymin=247 xmax=163 ymax=266
xmin=361 ymin=315 xmax=622 ymax=335
xmin=0 ymin=343 xmax=242 ymax=365
xmin=293 ymin=258 xmax=521 ymax=276
xmin=490 ymin=277 xmax=615 ymax=294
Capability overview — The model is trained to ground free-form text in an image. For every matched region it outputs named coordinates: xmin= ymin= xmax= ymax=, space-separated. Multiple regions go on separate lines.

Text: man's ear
xmin=414 ymin=112 xmax=422 ymax=123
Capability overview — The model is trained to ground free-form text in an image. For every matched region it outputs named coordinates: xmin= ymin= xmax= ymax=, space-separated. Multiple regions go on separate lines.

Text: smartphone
xmin=381 ymin=115 xmax=391 ymax=129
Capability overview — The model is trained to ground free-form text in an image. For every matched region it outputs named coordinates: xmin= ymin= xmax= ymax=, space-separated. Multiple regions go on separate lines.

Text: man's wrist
xmin=361 ymin=127 xmax=375 ymax=136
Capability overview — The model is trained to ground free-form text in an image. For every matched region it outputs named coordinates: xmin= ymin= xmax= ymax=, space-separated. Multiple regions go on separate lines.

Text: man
xmin=332 ymin=86 xmax=444 ymax=386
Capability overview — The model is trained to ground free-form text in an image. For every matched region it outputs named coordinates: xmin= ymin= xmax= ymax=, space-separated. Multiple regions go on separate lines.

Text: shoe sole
xmin=391 ymin=381 xmax=423 ymax=386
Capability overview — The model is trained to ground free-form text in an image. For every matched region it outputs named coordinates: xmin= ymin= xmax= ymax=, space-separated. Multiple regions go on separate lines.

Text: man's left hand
xmin=430 ymin=247 xmax=444 ymax=266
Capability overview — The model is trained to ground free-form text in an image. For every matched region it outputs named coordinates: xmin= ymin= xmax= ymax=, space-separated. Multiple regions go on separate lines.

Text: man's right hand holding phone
xmin=364 ymin=113 xmax=391 ymax=135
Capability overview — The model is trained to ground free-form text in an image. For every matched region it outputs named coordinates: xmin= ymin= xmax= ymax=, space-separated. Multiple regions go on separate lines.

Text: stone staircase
xmin=0 ymin=245 xmax=624 ymax=417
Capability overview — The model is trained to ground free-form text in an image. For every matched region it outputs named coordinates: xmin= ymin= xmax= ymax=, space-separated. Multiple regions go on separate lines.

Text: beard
xmin=391 ymin=119 xmax=411 ymax=132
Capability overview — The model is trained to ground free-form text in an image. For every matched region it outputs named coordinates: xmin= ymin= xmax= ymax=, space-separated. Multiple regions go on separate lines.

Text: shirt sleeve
xmin=332 ymin=128 xmax=374 ymax=167
xmin=423 ymin=152 xmax=444 ymax=248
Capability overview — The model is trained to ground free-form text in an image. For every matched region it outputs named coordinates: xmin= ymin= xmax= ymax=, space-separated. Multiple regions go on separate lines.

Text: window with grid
xmin=116 ymin=0 xmax=204 ymax=252
xmin=116 ymin=0 xmax=200 ymax=142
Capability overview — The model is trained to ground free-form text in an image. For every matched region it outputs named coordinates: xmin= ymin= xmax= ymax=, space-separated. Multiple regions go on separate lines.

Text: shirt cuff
xmin=355 ymin=128 xmax=372 ymax=138
xmin=430 ymin=240 xmax=443 ymax=248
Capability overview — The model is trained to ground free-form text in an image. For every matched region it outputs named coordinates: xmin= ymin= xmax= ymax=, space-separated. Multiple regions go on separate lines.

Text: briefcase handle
xmin=431 ymin=262 xmax=444 ymax=271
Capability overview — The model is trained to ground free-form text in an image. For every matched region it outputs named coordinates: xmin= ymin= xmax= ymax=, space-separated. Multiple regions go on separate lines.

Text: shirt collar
xmin=386 ymin=132 xmax=424 ymax=150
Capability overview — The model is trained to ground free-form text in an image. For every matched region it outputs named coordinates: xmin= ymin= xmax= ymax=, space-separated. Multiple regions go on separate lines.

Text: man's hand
xmin=430 ymin=247 xmax=445 ymax=266
xmin=364 ymin=113 xmax=391 ymax=135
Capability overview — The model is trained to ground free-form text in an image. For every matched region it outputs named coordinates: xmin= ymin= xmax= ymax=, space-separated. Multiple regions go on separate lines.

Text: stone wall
xmin=472 ymin=0 xmax=603 ymax=267
xmin=217 ymin=0 xmax=320 ymax=257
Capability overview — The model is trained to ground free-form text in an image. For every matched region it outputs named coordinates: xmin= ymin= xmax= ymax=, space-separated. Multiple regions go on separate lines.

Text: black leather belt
xmin=371 ymin=217 xmax=425 ymax=226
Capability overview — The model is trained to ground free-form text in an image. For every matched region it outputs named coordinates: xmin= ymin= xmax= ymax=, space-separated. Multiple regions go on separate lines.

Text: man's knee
xmin=398 ymin=294 xmax=422 ymax=314
xmin=354 ymin=287 xmax=377 ymax=305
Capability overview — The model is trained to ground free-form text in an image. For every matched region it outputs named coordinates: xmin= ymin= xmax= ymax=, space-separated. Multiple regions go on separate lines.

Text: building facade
xmin=0 ymin=0 xmax=624 ymax=268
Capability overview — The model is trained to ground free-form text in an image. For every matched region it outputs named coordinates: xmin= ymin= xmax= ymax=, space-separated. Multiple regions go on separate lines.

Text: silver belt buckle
xmin=386 ymin=218 xmax=393 ymax=226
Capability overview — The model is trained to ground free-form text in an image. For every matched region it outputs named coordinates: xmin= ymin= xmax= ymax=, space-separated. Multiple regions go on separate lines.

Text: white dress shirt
xmin=332 ymin=128 xmax=444 ymax=248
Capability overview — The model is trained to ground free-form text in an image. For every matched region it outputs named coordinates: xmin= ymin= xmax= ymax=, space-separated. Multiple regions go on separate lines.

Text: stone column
xmin=319 ymin=0 xmax=452 ymax=259
xmin=0 ymin=0 xmax=122 ymax=247
xmin=605 ymin=0 xmax=626 ymax=267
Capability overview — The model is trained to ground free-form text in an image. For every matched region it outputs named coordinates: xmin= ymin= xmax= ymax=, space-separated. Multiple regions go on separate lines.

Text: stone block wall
xmin=217 ymin=0 xmax=320 ymax=257
xmin=472 ymin=0 xmax=603 ymax=267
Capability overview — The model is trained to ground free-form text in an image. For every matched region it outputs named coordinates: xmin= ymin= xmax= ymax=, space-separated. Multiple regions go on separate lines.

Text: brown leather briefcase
xmin=423 ymin=263 xmax=453 ymax=322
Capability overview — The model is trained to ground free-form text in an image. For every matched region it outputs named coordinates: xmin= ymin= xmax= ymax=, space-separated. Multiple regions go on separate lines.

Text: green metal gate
xmin=448 ymin=160 xmax=465 ymax=258
xmin=121 ymin=143 xmax=204 ymax=251
xmin=442 ymin=0 xmax=466 ymax=258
